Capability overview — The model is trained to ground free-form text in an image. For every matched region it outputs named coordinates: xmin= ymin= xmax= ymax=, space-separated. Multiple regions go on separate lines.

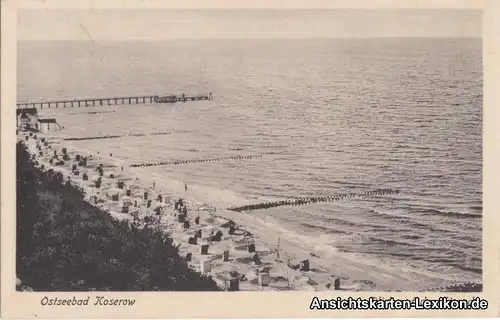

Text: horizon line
xmin=18 ymin=36 xmax=483 ymax=42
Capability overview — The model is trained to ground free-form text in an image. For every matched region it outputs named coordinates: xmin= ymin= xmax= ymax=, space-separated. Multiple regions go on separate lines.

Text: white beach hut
xmin=38 ymin=118 xmax=62 ymax=132
xmin=106 ymin=187 xmax=123 ymax=201
xmin=121 ymin=196 xmax=133 ymax=207
xmin=201 ymin=259 xmax=212 ymax=273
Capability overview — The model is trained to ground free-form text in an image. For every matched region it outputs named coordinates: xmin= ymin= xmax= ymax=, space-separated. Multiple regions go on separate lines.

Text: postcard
xmin=1 ymin=0 xmax=499 ymax=318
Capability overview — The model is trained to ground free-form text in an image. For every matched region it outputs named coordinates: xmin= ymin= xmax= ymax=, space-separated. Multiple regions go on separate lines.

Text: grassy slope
xmin=16 ymin=142 xmax=220 ymax=291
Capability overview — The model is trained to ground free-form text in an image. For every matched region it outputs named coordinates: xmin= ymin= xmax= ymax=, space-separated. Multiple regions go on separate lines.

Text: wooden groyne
xmin=68 ymin=111 xmax=116 ymax=116
xmin=425 ymin=281 xmax=482 ymax=292
xmin=63 ymin=131 xmax=171 ymax=141
xmin=16 ymin=92 xmax=213 ymax=109
xmin=227 ymin=189 xmax=400 ymax=212
xmin=130 ymin=155 xmax=263 ymax=168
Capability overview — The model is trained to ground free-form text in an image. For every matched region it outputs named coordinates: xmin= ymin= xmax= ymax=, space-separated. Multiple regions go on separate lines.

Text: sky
xmin=18 ymin=9 xmax=482 ymax=40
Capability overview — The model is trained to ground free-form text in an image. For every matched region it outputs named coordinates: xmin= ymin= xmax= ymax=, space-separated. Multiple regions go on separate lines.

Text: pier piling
xmin=17 ymin=93 xmax=212 ymax=110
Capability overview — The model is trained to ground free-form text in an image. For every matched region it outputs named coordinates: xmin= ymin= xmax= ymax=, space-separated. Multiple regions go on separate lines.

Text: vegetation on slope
xmin=16 ymin=142 xmax=220 ymax=291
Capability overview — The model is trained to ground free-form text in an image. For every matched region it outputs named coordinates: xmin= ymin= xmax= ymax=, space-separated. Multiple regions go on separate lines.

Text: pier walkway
xmin=16 ymin=92 xmax=213 ymax=109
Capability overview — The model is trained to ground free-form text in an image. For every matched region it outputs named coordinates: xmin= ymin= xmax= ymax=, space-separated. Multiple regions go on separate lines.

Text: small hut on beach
xmin=16 ymin=108 xmax=38 ymax=131
xmin=16 ymin=108 xmax=62 ymax=132
xmin=38 ymin=118 xmax=62 ymax=132
xmin=106 ymin=187 xmax=123 ymax=201
xmin=121 ymin=196 xmax=134 ymax=208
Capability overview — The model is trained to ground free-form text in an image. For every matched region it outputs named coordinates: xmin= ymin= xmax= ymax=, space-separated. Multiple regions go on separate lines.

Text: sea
xmin=17 ymin=38 xmax=482 ymax=289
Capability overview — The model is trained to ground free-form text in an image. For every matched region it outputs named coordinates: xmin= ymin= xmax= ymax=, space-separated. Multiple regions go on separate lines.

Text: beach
xmin=20 ymin=131 xmax=353 ymax=291
xmin=18 ymin=129 xmax=481 ymax=292
xmin=20 ymin=131 xmax=331 ymax=291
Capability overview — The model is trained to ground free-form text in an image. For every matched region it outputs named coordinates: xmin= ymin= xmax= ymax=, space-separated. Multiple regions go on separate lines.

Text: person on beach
xmin=121 ymin=166 xmax=123 ymax=172
xmin=185 ymin=184 xmax=188 ymax=192
xmin=153 ymin=181 xmax=156 ymax=188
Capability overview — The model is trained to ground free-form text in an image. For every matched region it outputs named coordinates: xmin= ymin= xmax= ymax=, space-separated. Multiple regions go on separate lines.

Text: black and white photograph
xmin=13 ymin=5 xmax=484 ymax=296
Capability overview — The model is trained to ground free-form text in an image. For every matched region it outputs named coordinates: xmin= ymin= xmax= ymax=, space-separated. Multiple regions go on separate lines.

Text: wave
xmin=300 ymin=222 xmax=351 ymax=235
xmin=366 ymin=236 xmax=421 ymax=248
xmin=400 ymin=234 xmax=422 ymax=240
xmin=338 ymin=242 xmax=482 ymax=276
xmin=416 ymin=208 xmax=482 ymax=219
xmin=469 ymin=205 xmax=483 ymax=212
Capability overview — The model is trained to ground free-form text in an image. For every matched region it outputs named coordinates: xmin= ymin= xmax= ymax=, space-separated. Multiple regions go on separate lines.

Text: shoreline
xmin=18 ymin=131 xmax=482 ymax=292
xmin=16 ymin=138 xmax=221 ymax=292
xmin=20 ymin=131 xmax=328 ymax=292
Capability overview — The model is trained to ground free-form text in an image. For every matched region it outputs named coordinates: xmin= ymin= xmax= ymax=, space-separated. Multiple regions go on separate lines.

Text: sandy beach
xmin=20 ymin=131 xmax=347 ymax=292
xmin=19 ymin=129 xmax=481 ymax=292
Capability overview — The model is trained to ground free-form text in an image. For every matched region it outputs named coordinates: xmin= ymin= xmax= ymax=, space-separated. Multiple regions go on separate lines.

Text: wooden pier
xmin=16 ymin=92 xmax=213 ymax=109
